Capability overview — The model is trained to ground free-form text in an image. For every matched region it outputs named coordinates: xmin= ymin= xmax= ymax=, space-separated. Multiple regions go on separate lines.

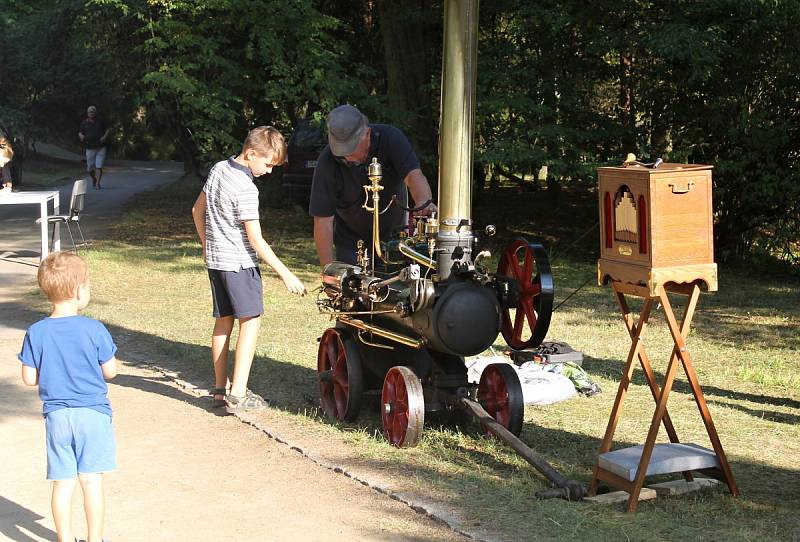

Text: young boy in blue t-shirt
xmin=19 ymin=251 xmax=117 ymax=542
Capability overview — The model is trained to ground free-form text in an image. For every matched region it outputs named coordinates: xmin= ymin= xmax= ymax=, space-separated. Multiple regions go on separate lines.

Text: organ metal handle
xmin=669 ymin=181 xmax=694 ymax=194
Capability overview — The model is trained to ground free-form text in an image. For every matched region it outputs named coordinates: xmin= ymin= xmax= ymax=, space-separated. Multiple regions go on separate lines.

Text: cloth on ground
xmin=547 ymin=361 xmax=602 ymax=396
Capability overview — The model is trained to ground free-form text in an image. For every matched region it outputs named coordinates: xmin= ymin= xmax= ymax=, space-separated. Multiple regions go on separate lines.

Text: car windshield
xmin=290 ymin=121 xmax=326 ymax=149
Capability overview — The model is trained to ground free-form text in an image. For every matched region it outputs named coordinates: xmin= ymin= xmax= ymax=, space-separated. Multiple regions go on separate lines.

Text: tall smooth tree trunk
xmin=619 ymin=52 xmax=636 ymax=152
xmin=376 ymin=0 xmax=436 ymax=182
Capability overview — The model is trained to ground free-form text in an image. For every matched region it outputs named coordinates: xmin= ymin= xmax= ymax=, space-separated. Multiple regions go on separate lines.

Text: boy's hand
xmin=282 ymin=272 xmax=307 ymax=296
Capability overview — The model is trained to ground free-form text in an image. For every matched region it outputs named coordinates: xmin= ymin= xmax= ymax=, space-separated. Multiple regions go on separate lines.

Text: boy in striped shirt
xmin=192 ymin=126 xmax=306 ymax=413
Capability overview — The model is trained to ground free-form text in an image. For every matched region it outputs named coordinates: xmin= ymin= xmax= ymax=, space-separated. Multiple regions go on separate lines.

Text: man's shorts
xmin=85 ymin=146 xmax=107 ymax=172
xmin=208 ymin=266 xmax=264 ymax=318
xmin=45 ymin=407 xmax=117 ymax=480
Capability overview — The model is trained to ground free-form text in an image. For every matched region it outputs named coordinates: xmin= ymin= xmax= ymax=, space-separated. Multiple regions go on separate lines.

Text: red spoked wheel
xmin=477 ymin=363 xmax=524 ymax=437
xmin=497 ymin=238 xmax=554 ymax=350
xmin=317 ymin=328 xmax=363 ymax=421
xmin=381 ymin=366 xmax=425 ymax=448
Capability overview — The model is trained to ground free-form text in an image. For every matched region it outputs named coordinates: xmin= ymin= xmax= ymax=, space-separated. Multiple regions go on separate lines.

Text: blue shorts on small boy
xmin=45 ymin=407 xmax=116 ymax=480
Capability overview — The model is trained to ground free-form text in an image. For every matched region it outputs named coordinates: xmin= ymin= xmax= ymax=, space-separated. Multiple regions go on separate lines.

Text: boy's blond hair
xmin=38 ymin=251 xmax=88 ymax=302
xmin=0 ymin=135 xmax=13 ymax=165
xmin=242 ymin=126 xmax=287 ymax=164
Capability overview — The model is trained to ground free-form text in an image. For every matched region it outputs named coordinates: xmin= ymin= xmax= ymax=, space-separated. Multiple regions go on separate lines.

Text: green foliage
xmin=474 ymin=0 xmax=800 ymax=264
xmin=1 ymin=0 xmax=797 ymax=264
xmin=93 ymin=0 xmax=370 ymax=169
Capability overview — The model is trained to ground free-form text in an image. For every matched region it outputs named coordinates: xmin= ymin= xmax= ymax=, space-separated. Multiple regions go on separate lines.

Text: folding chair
xmin=37 ymin=179 xmax=89 ymax=252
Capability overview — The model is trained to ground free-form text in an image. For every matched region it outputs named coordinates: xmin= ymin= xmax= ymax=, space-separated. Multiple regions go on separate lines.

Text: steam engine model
xmin=315 ymin=156 xmax=554 ymax=447
xmin=315 ymin=0 xmax=554 ymax=448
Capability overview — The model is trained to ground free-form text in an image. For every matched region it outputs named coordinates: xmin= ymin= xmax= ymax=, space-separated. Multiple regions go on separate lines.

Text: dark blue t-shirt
xmin=18 ymin=316 xmax=117 ymax=417
xmin=309 ymin=124 xmax=419 ymax=261
xmin=79 ymin=117 xmax=109 ymax=149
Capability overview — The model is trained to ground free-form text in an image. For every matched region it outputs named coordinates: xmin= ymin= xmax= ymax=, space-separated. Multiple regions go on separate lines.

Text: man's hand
xmin=281 ymin=272 xmax=307 ymax=296
xmin=414 ymin=201 xmax=438 ymax=217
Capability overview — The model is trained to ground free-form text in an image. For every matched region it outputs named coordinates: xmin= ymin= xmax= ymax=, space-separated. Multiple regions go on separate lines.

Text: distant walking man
xmin=78 ymin=105 xmax=110 ymax=189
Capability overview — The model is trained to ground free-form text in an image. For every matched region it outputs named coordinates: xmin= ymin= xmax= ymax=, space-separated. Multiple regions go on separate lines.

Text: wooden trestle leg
xmin=588 ymin=281 xmax=739 ymax=512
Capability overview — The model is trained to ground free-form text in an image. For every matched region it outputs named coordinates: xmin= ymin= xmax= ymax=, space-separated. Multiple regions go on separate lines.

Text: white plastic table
xmin=0 ymin=189 xmax=61 ymax=260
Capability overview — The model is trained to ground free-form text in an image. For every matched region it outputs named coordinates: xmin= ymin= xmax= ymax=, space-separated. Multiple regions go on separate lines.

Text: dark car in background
xmin=282 ymin=119 xmax=327 ymax=206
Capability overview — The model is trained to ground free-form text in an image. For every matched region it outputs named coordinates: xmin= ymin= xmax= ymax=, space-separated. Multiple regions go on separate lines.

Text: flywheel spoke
xmin=523 ymin=250 xmax=533 ymax=286
xmin=521 ymin=298 xmax=538 ymax=330
xmin=513 ymin=307 xmax=525 ymax=339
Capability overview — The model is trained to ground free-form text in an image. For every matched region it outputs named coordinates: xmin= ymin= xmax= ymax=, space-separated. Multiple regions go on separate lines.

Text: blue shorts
xmin=208 ymin=266 xmax=264 ymax=318
xmin=85 ymin=147 xmax=107 ymax=171
xmin=45 ymin=407 xmax=117 ymax=480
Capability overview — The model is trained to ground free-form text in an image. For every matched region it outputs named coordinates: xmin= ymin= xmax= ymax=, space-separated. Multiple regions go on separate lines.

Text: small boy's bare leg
xmin=230 ymin=315 xmax=261 ymax=397
xmin=51 ymin=478 xmax=77 ymax=542
xmin=78 ymin=472 xmax=105 ymax=542
xmin=212 ymin=316 xmax=235 ymax=394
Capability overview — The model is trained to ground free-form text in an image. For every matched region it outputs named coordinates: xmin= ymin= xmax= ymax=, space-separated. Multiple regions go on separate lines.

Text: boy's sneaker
xmin=225 ymin=391 xmax=269 ymax=414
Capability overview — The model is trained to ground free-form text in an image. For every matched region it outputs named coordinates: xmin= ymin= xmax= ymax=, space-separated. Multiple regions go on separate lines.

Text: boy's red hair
xmin=38 ymin=251 xmax=88 ymax=302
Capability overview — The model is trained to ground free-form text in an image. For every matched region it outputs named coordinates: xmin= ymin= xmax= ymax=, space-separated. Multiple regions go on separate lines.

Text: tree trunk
xmin=619 ymin=52 xmax=636 ymax=152
xmin=376 ymin=0 xmax=436 ymax=179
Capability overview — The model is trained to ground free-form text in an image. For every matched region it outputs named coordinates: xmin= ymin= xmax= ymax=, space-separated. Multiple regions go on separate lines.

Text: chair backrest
xmin=69 ymin=179 xmax=88 ymax=217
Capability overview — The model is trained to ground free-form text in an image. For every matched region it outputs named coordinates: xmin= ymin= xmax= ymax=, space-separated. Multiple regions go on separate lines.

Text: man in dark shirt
xmin=78 ymin=106 xmax=110 ymax=189
xmin=309 ymin=105 xmax=437 ymax=266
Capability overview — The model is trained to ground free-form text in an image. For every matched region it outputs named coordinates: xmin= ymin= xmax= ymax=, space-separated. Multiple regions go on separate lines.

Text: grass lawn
xmin=25 ymin=174 xmax=799 ymax=541
xmin=15 ymin=156 xmax=82 ymax=188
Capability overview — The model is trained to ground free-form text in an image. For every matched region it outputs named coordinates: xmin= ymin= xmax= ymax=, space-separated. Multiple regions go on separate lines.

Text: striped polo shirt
xmin=203 ymin=157 xmax=260 ymax=271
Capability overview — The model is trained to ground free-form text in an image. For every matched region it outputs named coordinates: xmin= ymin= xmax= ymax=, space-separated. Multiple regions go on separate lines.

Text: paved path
xmin=0 ymin=149 xmax=463 ymax=542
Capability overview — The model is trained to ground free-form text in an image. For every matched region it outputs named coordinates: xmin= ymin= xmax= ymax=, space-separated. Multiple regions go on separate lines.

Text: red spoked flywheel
xmin=497 ymin=238 xmax=554 ymax=350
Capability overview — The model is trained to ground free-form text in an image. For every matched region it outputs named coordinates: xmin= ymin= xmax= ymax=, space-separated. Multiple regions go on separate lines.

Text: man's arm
xmin=313 ymin=216 xmax=335 ymax=267
xmin=21 ymin=364 xmax=38 ymax=386
xmin=244 ymin=220 xmax=306 ymax=296
xmin=100 ymin=123 xmax=111 ymax=144
xmin=101 ymin=357 xmax=118 ymax=380
xmin=404 ymin=169 xmax=437 ymax=216
xmin=191 ymin=192 xmax=207 ymax=256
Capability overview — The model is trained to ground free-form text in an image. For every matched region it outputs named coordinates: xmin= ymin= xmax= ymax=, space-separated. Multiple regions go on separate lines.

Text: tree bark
xmin=376 ymin=0 xmax=436 ymax=174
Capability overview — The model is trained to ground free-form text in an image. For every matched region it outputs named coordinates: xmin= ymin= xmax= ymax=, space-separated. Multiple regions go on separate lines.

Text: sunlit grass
xmin=40 ymin=176 xmax=800 ymax=542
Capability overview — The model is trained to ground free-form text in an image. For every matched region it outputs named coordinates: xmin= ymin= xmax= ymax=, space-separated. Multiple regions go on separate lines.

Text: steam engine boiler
xmin=316 ymin=0 xmax=554 ymax=447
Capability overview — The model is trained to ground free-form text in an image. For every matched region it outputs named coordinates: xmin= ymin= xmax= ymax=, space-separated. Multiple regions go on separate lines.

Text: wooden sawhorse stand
xmin=588 ymin=280 xmax=739 ymax=512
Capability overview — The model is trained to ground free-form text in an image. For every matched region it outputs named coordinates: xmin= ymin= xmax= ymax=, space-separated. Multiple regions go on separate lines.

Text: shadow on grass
xmin=584 ymin=354 xmax=800 ymax=412
xmin=3 ymin=299 xmax=799 ymax=541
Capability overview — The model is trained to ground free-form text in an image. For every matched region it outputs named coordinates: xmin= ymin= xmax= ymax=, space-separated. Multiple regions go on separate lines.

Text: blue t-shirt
xmin=18 ymin=316 xmax=117 ymax=417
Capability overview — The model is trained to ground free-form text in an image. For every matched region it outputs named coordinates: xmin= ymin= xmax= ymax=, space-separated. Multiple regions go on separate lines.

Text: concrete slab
xmin=647 ymin=478 xmax=720 ymax=496
xmin=585 ymin=487 xmax=657 ymax=505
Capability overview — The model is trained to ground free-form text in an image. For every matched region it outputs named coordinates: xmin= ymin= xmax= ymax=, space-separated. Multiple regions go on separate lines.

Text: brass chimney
xmin=437 ymin=0 xmax=479 ymax=278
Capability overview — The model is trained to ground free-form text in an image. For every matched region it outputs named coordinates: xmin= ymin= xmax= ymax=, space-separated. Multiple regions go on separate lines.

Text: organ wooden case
xmin=597 ymin=163 xmax=718 ymax=294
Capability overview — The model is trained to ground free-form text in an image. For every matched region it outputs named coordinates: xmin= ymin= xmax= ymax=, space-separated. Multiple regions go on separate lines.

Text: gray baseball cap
xmin=326 ymin=105 xmax=368 ymax=157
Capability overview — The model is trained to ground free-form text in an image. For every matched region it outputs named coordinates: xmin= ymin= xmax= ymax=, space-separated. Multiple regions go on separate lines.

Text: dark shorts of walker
xmin=208 ymin=266 xmax=264 ymax=318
